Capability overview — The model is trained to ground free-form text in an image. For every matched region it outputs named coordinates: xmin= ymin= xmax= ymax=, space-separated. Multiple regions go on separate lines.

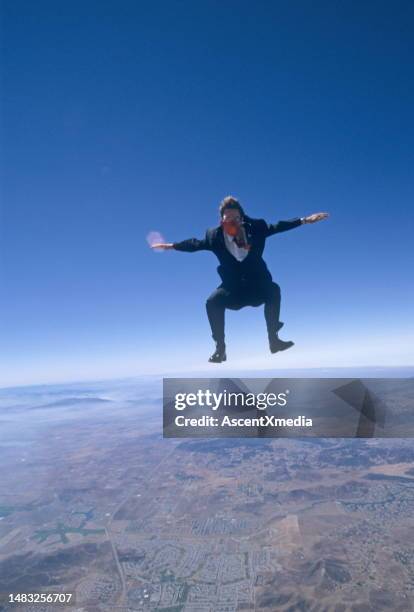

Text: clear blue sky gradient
xmin=2 ymin=1 xmax=413 ymax=385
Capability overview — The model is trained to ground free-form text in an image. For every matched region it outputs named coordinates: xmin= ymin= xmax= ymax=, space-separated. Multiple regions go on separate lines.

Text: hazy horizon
xmin=1 ymin=364 xmax=414 ymax=393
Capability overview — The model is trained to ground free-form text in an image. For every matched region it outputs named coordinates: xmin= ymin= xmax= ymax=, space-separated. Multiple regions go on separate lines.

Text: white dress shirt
xmin=223 ymin=232 xmax=249 ymax=262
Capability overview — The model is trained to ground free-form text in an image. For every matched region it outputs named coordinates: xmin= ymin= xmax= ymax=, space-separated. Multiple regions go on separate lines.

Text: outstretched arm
xmin=151 ymin=231 xmax=211 ymax=252
xmin=266 ymin=212 xmax=329 ymax=236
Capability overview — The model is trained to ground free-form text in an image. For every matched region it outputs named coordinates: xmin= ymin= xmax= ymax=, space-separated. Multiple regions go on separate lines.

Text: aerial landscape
xmin=0 ymin=370 xmax=414 ymax=611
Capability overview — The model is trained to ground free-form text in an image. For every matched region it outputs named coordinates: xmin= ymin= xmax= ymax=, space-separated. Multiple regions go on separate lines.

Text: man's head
xmin=219 ymin=196 xmax=245 ymax=236
xmin=219 ymin=196 xmax=244 ymax=220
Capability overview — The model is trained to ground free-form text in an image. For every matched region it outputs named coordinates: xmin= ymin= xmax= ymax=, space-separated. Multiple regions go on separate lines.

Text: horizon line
xmin=1 ymin=363 xmax=414 ymax=392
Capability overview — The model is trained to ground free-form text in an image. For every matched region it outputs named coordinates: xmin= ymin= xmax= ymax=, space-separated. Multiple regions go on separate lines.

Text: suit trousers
xmin=205 ymin=281 xmax=281 ymax=346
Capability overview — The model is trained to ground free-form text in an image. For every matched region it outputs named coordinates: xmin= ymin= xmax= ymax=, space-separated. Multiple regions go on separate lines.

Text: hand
xmin=303 ymin=212 xmax=329 ymax=224
xmin=150 ymin=243 xmax=174 ymax=250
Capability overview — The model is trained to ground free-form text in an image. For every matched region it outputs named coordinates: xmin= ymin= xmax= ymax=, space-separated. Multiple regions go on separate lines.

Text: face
xmin=221 ymin=208 xmax=242 ymax=236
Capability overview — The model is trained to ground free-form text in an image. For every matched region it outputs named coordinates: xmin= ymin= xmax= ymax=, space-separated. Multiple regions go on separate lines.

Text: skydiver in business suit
xmin=151 ymin=196 xmax=329 ymax=363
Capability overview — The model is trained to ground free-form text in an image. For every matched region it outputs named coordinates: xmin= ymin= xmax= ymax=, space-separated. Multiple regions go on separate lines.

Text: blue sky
xmin=1 ymin=1 xmax=413 ymax=386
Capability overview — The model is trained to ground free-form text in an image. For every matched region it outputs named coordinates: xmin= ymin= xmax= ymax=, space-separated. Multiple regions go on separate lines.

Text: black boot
xmin=269 ymin=335 xmax=294 ymax=354
xmin=209 ymin=342 xmax=226 ymax=363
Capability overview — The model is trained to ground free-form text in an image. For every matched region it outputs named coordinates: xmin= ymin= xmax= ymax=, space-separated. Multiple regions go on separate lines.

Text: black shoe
xmin=208 ymin=345 xmax=227 ymax=363
xmin=269 ymin=337 xmax=294 ymax=354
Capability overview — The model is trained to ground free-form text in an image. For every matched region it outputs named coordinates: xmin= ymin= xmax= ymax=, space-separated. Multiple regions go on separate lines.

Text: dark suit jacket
xmin=173 ymin=215 xmax=302 ymax=293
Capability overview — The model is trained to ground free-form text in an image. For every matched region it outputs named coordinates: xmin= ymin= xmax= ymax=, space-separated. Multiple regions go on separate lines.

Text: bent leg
xmin=264 ymin=282 xmax=282 ymax=341
xmin=206 ymin=288 xmax=231 ymax=348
